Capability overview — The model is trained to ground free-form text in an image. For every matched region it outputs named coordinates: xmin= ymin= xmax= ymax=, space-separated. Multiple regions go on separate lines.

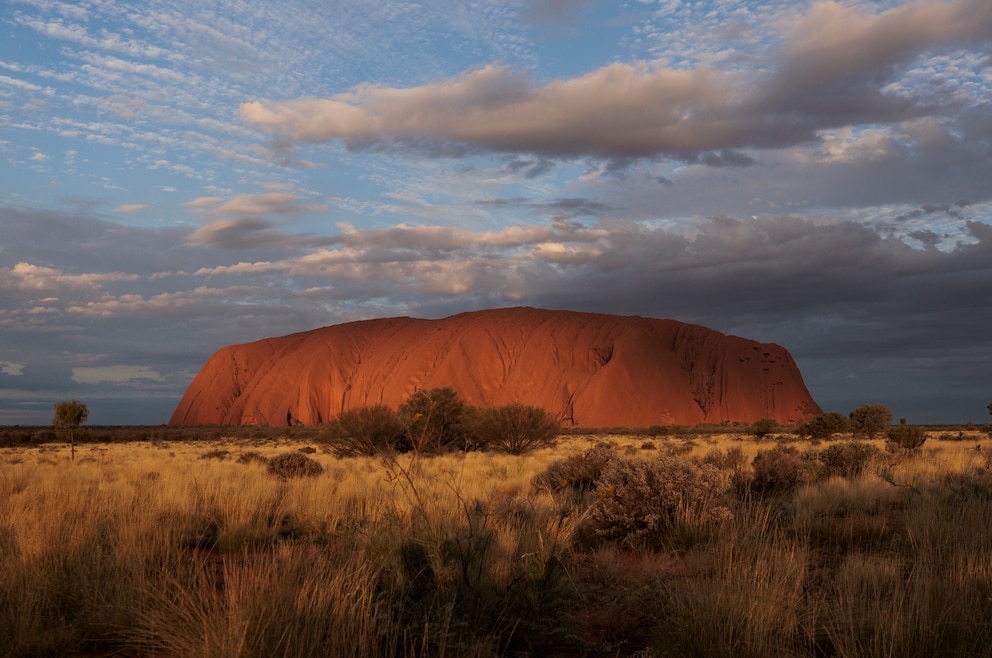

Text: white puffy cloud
xmin=242 ymin=0 xmax=992 ymax=160
xmin=3 ymin=262 xmax=140 ymax=291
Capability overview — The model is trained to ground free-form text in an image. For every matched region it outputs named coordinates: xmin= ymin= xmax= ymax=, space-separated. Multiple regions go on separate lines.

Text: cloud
xmin=71 ymin=365 xmax=165 ymax=385
xmin=182 ymin=213 xmax=992 ymax=357
xmin=0 ymin=362 xmax=25 ymax=376
xmin=3 ymin=262 xmax=140 ymax=292
xmin=241 ymin=62 xmax=738 ymax=158
xmin=242 ymin=0 xmax=992 ymax=161
xmin=187 ymin=217 xmax=293 ymax=249
xmin=113 ymin=204 xmax=147 ymax=213
xmin=186 ymin=192 xmax=327 ymax=217
xmin=2 ymin=203 xmax=990 ymax=423
xmin=776 ymin=0 xmax=992 ymax=87
xmin=2 ymin=1 xmax=990 ymax=425
xmin=184 ymin=191 xmax=330 ymax=248
xmin=16 ymin=14 xmax=170 ymax=59
xmin=523 ymin=0 xmax=592 ymax=25
xmin=0 ymin=74 xmax=43 ymax=91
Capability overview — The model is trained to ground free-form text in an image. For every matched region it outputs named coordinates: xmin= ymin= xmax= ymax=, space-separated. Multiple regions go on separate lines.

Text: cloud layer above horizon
xmin=1 ymin=0 xmax=990 ymax=425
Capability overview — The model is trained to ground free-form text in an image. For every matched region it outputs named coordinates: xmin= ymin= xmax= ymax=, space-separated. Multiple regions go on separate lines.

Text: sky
xmin=1 ymin=0 xmax=991 ymax=426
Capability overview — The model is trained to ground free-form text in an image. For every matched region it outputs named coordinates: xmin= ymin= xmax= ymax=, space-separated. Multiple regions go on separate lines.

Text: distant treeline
xmin=1 ymin=420 xmax=989 ymax=448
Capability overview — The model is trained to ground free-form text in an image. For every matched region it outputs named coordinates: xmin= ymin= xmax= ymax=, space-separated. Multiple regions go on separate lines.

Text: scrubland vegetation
xmin=2 ymin=408 xmax=992 ymax=656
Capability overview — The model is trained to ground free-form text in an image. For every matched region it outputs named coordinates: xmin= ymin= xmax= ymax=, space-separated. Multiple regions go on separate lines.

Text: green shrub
xmin=752 ymin=417 xmax=778 ymax=438
xmin=266 ymin=452 xmax=324 ymax=479
xmin=586 ymin=455 xmax=732 ymax=548
xmin=472 ymin=403 xmax=560 ymax=454
xmin=799 ymin=412 xmax=851 ymax=439
xmin=750 ymin=446 xmax=810 ymax=497
xmin=849 ymin=403 xmax=893 ymax=439
xmin=536 ymin=446 xmax=617 ymax=492
xmin=398 ymin=387 xmax=469 ymax=453
xmin=818 ymin=441 xmax=881 ymax=479
xmin=886 ymin=425 xmax=928 ymax=451
xmin=328 ymin=405 xmax=406 ymax=456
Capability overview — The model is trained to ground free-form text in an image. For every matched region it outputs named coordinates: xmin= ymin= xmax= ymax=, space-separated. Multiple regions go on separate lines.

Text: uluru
xmin=169 ymin=307 xmax=821 ymax=428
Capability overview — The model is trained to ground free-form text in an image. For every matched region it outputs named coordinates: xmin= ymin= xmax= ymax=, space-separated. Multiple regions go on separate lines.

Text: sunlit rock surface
xmin=170 ymin=307 xmax=821 ymax=427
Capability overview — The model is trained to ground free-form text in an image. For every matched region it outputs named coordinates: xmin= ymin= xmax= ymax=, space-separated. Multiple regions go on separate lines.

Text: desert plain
xmin=3 ymin=423 xmax=992 ymax=657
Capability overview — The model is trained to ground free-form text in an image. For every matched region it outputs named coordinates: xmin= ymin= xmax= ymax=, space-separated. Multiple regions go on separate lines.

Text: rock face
xmin=169 ymin=307 xmax=821 ymax=428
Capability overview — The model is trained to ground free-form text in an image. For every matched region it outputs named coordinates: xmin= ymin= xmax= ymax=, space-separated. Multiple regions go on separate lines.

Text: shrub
xmin=750 ymin=446 xmax=810 ymax=497
xmin=236 ymin=451 xmax=268 ymax=465
xmin=266 ymin=452 xmax=324 ymax=479
xmin=799 ymin=412 xmax=851 ymax=440
xmin=700 ymin=446 xmax=747 ymax=471
xmin=472 ymin=403 xmax=560 ymax=454
xmin=849 ymin=404 xmax=893 ymax=439
xmin=328 ymin=405 xmax=406 ymax=456
xmin=398 ymin=387 xmax=469 ymax=453
xmin=886 ymin=425 xmax=928 ymax=451
xmin=752 ymin=417 xmax=778 ymax=439
xmin=536 ymin=446 xmax=617 ymax=492
xmin=586 ymin=454 xmax=732 ymax=548
xmin=818 ymin=441 xmax=881 ymax=479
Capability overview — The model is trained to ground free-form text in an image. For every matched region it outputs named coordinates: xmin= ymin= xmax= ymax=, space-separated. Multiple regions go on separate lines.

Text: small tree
xmin=799 ymin=412 xmax=851 ymax=440
xmin=53 ymin=399 xmax=89 ymax=460
xmin=886 ymin=425 xmax=927 ymax=451
xmin=848 ymin=403 xmax=893 ymax=439
xmin=327 ymin=405 xmax=406 ymax=456
xmin=473 ymin=403 xmax=560 ymax=454
xmin=398 ymin=387 xmax=468 ymax=453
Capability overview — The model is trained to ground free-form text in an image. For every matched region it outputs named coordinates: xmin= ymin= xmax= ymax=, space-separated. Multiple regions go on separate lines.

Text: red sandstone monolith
xmin=169 ymin=307 xmax=821 ymax=427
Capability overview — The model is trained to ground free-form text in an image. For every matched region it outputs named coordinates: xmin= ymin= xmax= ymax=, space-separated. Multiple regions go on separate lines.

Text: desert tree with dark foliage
xmin=849 ymin=403 xmax=893 ymax=439
xmin=53 ymin=399 xmax=88 ymax=460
